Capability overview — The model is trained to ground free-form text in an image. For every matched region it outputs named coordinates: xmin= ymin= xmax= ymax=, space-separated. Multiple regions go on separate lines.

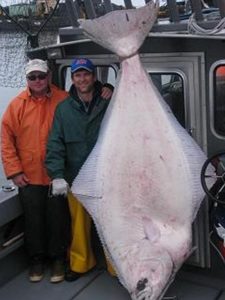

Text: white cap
xmin=25 ymin=59 xmax=49 ymax=75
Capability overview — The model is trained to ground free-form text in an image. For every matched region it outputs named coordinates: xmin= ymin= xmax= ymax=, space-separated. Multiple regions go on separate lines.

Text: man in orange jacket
xmin=1 ymin=59 xmax=71 ymax=283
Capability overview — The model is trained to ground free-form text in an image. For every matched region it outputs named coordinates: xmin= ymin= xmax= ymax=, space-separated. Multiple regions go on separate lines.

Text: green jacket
xmin=45 ymin=82 xmax=111 ymax=185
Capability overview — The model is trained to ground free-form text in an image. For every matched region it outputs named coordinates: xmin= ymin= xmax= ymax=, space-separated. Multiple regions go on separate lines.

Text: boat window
xmin=64 ymin=65 xmax=117 ymax=92
xmin=0 ymin=87 xmax=23 ymax=187
xmin=214 ymin=65 xmax=225 ymax=136
xmin=150 ymin=73 xmax=185 ymax=128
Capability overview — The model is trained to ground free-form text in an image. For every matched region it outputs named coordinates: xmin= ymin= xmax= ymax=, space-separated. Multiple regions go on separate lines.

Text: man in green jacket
xmin=45 ymin=58 xmax=114 ymax=281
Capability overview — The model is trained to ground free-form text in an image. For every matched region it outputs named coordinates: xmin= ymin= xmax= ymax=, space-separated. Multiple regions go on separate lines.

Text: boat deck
xmin=1 ymin=187 xmax=225 ymax=300
xmin=1 ymin=245 xmax=225 ymax=300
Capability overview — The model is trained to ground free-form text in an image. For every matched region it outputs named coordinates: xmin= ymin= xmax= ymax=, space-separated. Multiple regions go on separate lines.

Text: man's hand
xmin=12 ymin=173 xmax=29 ymax=187
xmin=52 ymin=178 xmax=68 ymax=196
xmin=101 ymin=86 xmax=113 ymax=100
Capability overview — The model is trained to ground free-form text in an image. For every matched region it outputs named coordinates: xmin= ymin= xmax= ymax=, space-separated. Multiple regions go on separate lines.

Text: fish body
xmin=72 ymin=2 xmax=212 ymax=299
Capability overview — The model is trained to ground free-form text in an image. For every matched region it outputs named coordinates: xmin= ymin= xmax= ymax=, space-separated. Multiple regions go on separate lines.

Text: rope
xmin=188 ymin=13 xmax=225 ymax=35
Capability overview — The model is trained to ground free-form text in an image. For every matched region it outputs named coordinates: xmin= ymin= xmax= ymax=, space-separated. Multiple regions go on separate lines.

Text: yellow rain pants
xmin=68 ymin=192 xmax=116 ymax=276
xmin=68 ymin=192 xmax=96 ymax=273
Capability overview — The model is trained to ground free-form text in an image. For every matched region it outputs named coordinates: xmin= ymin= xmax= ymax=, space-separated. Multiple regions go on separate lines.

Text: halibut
xmin=72 ymin=1 xmax=212 ymax=299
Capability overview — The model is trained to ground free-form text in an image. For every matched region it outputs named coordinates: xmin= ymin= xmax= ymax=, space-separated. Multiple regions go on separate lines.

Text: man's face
xmin=72 ymin=69 xmax=95 ymax=94
xmin=26 ymin=71 xmax=49 ymax=95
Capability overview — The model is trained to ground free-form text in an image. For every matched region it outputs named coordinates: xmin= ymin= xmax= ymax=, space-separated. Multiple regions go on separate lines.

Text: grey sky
xmin=113 ymin=0 xmax=149 ymax=6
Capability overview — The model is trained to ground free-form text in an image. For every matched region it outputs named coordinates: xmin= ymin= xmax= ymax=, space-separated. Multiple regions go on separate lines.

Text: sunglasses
xmin=27 ymin=73 xmax=48 ymax=81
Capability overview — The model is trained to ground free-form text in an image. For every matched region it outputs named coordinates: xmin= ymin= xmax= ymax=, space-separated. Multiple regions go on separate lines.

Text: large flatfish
xmin=72 ymin=1 xmax=212 ymax=299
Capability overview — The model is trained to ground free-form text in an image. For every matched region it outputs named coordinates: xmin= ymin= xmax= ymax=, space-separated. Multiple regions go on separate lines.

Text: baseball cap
xmin=71 ymin=58 xmax=95 ymax=74
xmin=25 ymin=59 xmax=49 ymax=75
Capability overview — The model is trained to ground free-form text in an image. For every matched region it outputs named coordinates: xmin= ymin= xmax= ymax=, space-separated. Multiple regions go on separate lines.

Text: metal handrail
xmin=64 ymin=0 xmax=224 ymax=29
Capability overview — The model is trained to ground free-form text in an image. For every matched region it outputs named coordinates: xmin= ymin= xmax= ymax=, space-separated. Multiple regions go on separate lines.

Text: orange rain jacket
xmin=1 ymin=84 xmax=68 ymax=185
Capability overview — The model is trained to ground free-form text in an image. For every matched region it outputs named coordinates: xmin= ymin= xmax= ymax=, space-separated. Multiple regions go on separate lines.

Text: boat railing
xmin=1 ymin=1 xmax=225 ymax=45
xmin=0 ymin=188 xmax=23 ymax=260
xmin=63 ymin=0 xmax=225 ymax=34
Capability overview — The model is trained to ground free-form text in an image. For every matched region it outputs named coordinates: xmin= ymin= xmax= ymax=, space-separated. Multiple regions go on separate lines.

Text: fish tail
xmin=79 ymin=0 xmax=159 ymax=58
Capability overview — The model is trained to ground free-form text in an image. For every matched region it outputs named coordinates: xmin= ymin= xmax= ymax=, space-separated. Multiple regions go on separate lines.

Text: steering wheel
xmin=201 ymin=151 xmax=225 ymax=204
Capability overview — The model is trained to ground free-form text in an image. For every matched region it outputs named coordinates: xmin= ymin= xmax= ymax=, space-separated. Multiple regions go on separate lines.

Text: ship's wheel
xmin=201 ymin=151 xmax=225 ymax=204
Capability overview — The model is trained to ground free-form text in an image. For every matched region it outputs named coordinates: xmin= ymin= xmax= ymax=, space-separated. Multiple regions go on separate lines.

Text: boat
xmin=1 ymin=0 xmax=225 ymax=299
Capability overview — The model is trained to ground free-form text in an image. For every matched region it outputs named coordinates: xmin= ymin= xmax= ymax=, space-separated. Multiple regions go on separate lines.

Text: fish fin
xmin=157 ymin=95 xmax=215 ymax=221
xmin=143 ymin=216 xmax=161 ymax=243
xmin=79 ymin=1 xmax=159 ymax=58
xmin=169 ymin=117 xmax=213 ymax=221
xmin=71 ymin=141 xmax=103 ymax=198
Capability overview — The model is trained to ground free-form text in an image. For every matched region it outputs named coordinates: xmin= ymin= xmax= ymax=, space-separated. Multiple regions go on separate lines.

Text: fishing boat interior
xmin=2 ymin=0 xmax=225 ymax=299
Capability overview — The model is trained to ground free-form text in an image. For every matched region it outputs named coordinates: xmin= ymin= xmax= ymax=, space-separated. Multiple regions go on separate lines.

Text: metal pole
xmin=103 ymin=0 xmax=113 ymax=12
xmin=167 ymin=0 xmax=180 ymax=23
xmin=73 ymin=0 xmax=83 ymax=18
xmin=65 ymin=0 xmax=79 ymax=27
xmin=189 ymin=0 xmax=203 ymax=21
xmin=83 ymin=0 xmax=97 ymax=19
xmin=212 ymin=0 xmax=218 ymax=7
xmin=217 ymin=0 xmax=225 ymax=18
xmin=124 ymin=0 xmax=133 ymax=9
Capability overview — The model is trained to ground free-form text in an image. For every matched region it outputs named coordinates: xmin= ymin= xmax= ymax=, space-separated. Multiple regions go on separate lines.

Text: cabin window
xmin=214 ymin=65 xmax=225 ymax=136
xmin=64 ymin=65 xmax=117 ymax=92
xmin=0 ymin=87 xmax=23 ymax=187
xmin=150 ymin=73 xmax=185 ymax=128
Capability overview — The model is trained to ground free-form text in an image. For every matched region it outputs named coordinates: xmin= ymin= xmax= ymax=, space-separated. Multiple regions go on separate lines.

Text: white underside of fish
xmin=72 ymin=2 xmax=213 ymax=299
